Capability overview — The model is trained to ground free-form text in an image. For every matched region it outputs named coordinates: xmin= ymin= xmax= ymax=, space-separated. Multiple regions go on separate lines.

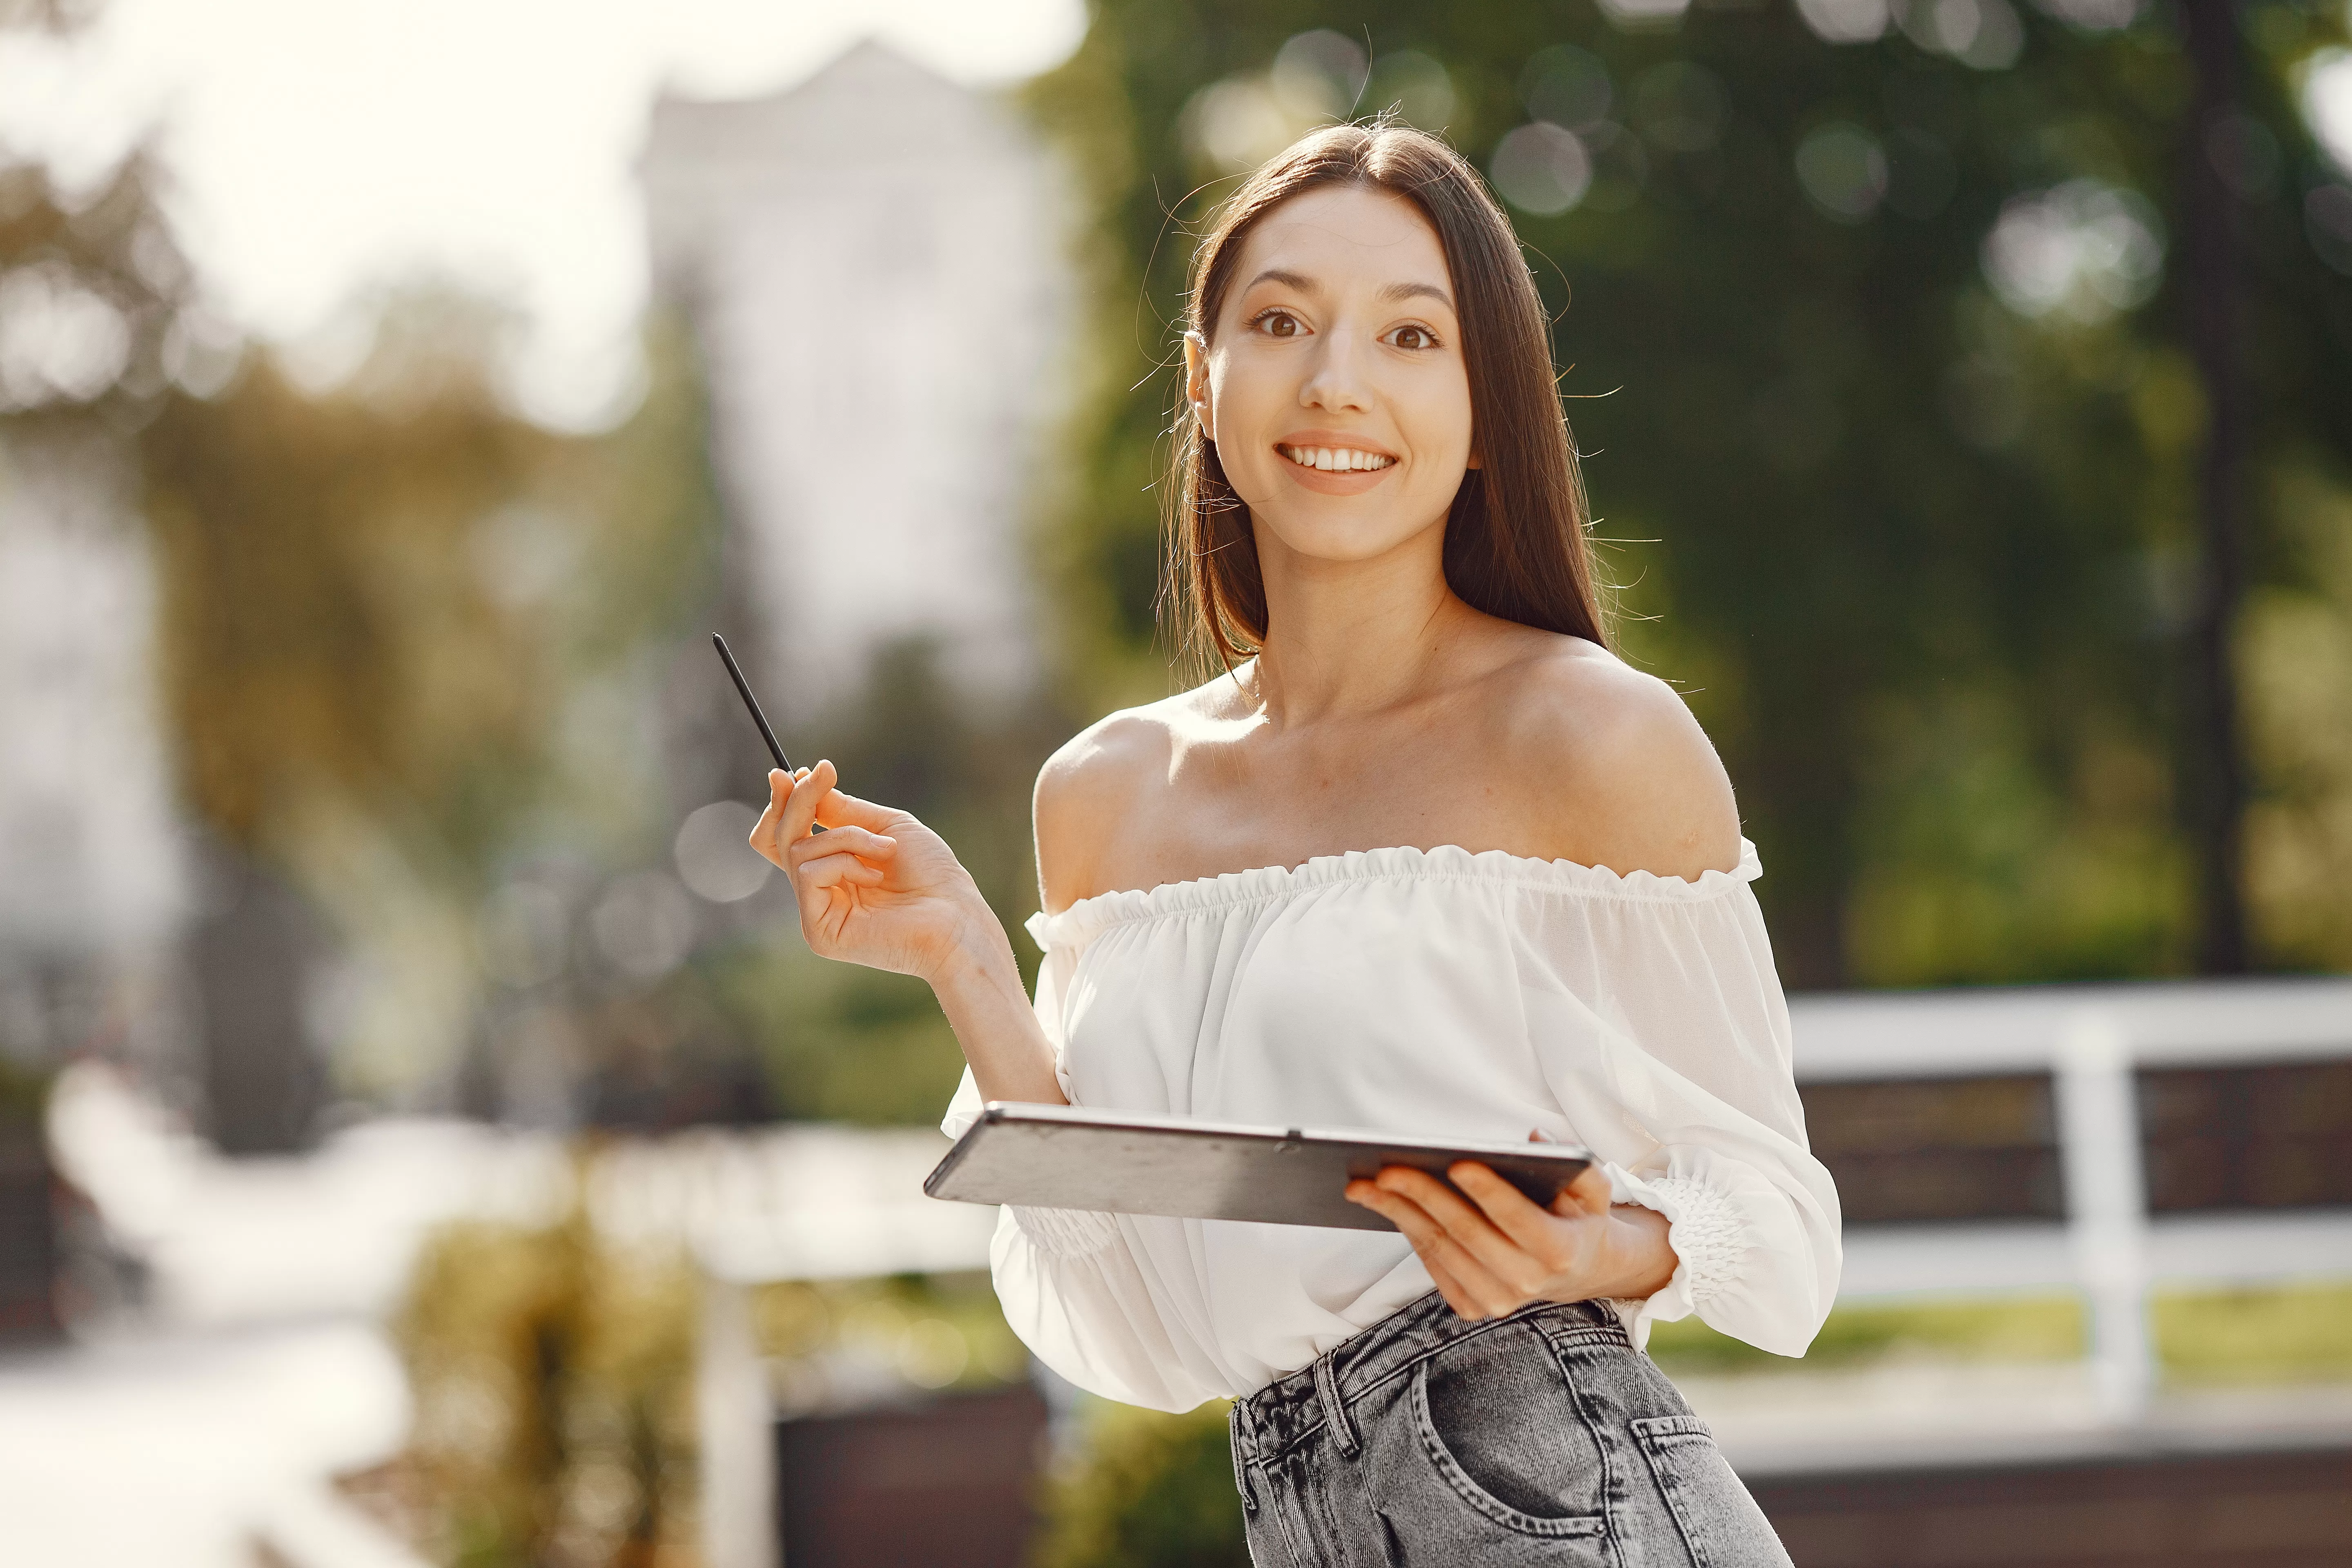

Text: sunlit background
xmin=2 ymin=0 xmax=2350 ymax=1564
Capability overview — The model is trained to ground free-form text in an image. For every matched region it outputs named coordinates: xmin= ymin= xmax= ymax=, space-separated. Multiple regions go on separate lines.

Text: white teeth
xmin=1283 ymin=444 xmax=1392 ymax=471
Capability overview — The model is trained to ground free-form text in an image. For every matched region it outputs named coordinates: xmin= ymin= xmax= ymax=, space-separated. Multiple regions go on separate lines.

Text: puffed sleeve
xmin=1512 ymin=847 xmax=1842 ymax=1357
xmin=938 ymin=916 xmax=1225 ymax=1412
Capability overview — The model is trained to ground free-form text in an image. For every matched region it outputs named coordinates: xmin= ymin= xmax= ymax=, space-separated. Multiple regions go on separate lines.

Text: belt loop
xmin=1227 ymin=1401 xmax=1260 ymax=1515
xmin=1311 ymin=1351 xmax=1361 ymax=1459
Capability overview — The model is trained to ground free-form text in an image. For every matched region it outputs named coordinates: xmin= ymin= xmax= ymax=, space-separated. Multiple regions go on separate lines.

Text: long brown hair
xmin=1169 ymin=121 xmax=1611 ymax=673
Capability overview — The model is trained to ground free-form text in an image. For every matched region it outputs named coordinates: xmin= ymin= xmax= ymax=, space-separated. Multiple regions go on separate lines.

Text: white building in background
xmin=0 ymin=433 xmax=184 ymax=1058
xmin=640 ymin=40 xmax=1072 ymax=719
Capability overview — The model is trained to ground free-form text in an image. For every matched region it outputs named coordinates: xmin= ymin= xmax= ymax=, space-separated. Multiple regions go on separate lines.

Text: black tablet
xmin=922 ymin=1102 xmax=1594 ymax=1232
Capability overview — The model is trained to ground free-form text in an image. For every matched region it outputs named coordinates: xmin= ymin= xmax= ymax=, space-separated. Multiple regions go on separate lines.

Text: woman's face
xmin=1188 ymin=183 xmax=1475 ymax=572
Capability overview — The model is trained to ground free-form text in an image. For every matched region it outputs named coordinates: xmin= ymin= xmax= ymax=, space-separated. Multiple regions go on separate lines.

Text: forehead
xmin=1226 ymin=184 xmax=1452 ymax=302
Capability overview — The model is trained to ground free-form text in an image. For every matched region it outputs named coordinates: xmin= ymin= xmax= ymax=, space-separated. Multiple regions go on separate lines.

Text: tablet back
xmin=923 ymin=1103 xmax=1592 ymax=1231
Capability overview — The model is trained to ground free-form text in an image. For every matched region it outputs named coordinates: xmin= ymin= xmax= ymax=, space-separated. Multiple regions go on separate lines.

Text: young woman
xmin=751 ymin=123 xmax=1838 ymax=1565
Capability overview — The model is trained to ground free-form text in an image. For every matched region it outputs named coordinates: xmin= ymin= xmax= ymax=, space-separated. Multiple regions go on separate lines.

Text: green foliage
xmin=0 ymin=1054 xmax=49 ymax=1128
xmin=137 ymin=302 xmax=729 ymax=1099
xmin=1023 ymin=0 xmax=2352 ymax=985
xmin=1649 ymin=1294 xmax=2086 ymax=1374
xmin=393 ymin=1178 xmax=702 ymax=1568
xmin=1652 ymin=1284 xmax=2352 ymax=1383
xmin=2154 ymin=1281 xmax=2352 ymax=1383
xmin=750 ymin=1271 xmax=1033 ymax=1401
xmin=708 ymin=936 xmax=964 ymax=1125
xmin=2240 ymin=464 xmax=2352 ymax=968
xmin=1031 ymin=1399 xmax=1251 ymax=1568
xmin=141 ymin=298 xmax=717 ymax=885
xmin=142 ymin=298 xmax=563 ymax=871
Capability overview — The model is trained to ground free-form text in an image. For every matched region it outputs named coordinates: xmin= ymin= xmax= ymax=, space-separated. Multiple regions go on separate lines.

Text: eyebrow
xmin=1241 ymin=269 xmax=1456 ymax=313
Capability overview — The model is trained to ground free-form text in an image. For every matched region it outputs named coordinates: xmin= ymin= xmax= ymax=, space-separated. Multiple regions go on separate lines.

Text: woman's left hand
xmin=1345 ymin=1161 xmax=1679 ymax=1321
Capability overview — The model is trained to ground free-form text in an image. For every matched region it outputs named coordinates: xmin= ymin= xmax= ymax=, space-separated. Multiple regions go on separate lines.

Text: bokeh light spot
xmin=674 ymin=800 xmax=771 ymax=904
xmin=1492 ymin=124 xmax=1592 ymax=218
xmin=1796 ymin=123 xmax=1890 ymax=223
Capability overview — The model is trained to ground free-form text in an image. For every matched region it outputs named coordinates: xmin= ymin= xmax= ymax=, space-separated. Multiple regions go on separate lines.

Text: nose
xmin=1297 ymin=324 xmax=1373 ymax=414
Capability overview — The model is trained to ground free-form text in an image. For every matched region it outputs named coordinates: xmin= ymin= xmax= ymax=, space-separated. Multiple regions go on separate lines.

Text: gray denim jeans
xmin=1227 ymin=1292 xmax=1793 ymax=1567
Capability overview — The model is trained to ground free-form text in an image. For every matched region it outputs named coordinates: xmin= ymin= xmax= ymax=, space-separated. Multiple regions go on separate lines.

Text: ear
xmin=1183 ymin=330 xmax=1214 ymax=443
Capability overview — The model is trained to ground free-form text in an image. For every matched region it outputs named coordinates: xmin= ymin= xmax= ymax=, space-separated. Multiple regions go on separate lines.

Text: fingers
xmin=786 ymin=824 xmax=896 ymax=911
xmin=749 ymin=769 xmax=788 ymax=867
xmin=780 ymin=760 xmax=836 ymax=846
xmin=786 ymin=824 xmax=895 ymax=871
xmin=1450 ymin=1161 xmax=1577 ymax=1256
xmin=751 ymin=760 xmax=915 ymax=857
xmin=749 ymin=766 xmax=814 ymax=868
xmin=1420 ymin=1249 xmax=1486 ymax=1321
xmin=1373 ymin=1166 xmax=1545 ymax=1292
xmin=810 ymin=784 xmax=905 ymax=834
xmin=793 ymin=850 xmax=886 ymax=890
xmin=1552 ymin=1163 xmax=1614 ymax=1220
xmin=1346 ymin=1178 xmax=1521 ymax=1319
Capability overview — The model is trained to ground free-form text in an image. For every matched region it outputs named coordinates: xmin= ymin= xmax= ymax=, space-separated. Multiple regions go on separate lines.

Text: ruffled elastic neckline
xmin=1026 ymin=838 xmax=1761 ymax=951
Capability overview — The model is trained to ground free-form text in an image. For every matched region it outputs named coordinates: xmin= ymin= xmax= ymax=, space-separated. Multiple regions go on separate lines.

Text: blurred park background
xmin=2 ymin=0 xmax=2351 ymax=1564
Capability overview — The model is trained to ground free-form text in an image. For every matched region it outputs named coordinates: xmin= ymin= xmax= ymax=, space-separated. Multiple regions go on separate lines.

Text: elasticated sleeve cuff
xmin=1602 ymin=1164 xmax=1752 ymax=1352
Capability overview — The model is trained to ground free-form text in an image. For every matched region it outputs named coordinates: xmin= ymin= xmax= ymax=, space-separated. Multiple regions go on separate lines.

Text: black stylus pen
xmin=716 ymin=634 xmax=837 ymax=842
xmin=714 ymin=633 xmax=825 ymax=833
xmin=713 ymin=633 xmax=792 ymax=773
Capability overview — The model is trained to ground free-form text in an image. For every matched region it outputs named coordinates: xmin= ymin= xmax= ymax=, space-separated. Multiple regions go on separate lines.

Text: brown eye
xmin=1391 ymin=325 xmax=1434 ymax=350
xmin=1265 ymin=312 xmax=1299 ymax=338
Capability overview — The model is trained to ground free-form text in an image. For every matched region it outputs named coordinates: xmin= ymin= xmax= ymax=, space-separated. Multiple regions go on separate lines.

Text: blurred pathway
xmin=0 ymin=1321 xmax=410 ymax=1568
xmin=0 ymin=1067 xmax=568 ymax=1567
xmin=3 ymin=1066 xmax=977 ymax=1566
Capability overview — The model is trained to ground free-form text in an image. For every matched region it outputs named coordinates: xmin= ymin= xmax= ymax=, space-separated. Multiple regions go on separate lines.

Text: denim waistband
xmin=1232 ymin=1292 xmax=1630 ymax=1465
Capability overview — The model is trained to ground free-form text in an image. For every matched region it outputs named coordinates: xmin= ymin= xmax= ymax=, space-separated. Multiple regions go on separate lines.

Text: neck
xmin=1245 ymin=518 xmax=1466 ymax=727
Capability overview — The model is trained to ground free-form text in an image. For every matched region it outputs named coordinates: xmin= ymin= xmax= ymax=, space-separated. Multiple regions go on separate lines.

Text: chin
xmin=1256 ymin=513 xmax=1427 ymax=565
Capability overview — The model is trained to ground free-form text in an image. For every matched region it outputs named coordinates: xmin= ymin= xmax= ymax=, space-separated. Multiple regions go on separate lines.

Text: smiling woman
xmin=748 ymin=120 xmax=1834 ymax=1566
xmin=1170 ymin=124 xmax=1607 ymax=673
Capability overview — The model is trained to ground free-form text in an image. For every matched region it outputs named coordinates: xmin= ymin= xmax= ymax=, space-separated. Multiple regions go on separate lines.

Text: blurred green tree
xmin=143 ymin=292 xmax=560 ymax=874
xmin=1023 ymin=0 xmax=2352 ymax=985
xmin=394 ymin=1192 xmax=702 ymax=1567
xmin=140 ymin=298 xmax=728 ymax=1100
xmin=1031 ymin=1399 xmax=1251 ymax=1568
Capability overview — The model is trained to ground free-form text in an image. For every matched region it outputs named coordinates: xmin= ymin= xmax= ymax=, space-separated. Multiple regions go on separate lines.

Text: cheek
xmin=1205 ymin=368 xmax=1283 ymax=483
xmin=1404 ymin=369 xmax=1477 ymax=467
xmin=1207 ymin=357 xmax=1274 ymax=441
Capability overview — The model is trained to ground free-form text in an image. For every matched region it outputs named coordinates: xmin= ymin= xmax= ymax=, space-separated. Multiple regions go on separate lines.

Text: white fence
xmin=1791 ymin=975 xmax=2352 ymax=1418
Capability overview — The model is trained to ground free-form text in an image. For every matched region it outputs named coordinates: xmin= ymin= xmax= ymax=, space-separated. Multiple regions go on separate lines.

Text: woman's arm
xmin=749 ymin=761 xmax=1064 ymax=1105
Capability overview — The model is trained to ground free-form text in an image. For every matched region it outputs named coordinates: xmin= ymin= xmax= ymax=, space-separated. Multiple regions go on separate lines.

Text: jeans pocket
xmin=1629 ymin=1415 xmax=1793 ymax=1568
xmin=1405 ymin=1343 xmax=1610 ymax=1540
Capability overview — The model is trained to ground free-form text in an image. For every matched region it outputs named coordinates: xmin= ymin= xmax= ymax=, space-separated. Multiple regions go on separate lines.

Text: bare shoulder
xmin=1490 ymin=637 xmax=1742 ymax=880
xmin=1032 ymin=692 xmax=1192 ymax=913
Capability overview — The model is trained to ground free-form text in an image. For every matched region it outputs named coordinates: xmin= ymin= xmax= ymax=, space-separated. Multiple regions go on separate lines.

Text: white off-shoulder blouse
xmin=940 ymin=840 xmax=1842 ymax=1414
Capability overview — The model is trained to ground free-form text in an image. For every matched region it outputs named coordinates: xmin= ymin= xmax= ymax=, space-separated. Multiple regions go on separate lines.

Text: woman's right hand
xmin=748 ymin=760 xmax=1000 ymax=984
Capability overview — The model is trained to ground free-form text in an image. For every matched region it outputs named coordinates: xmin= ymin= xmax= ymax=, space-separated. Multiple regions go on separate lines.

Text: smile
xmin=1278 ymin=444 xmax=1395 ymax=473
